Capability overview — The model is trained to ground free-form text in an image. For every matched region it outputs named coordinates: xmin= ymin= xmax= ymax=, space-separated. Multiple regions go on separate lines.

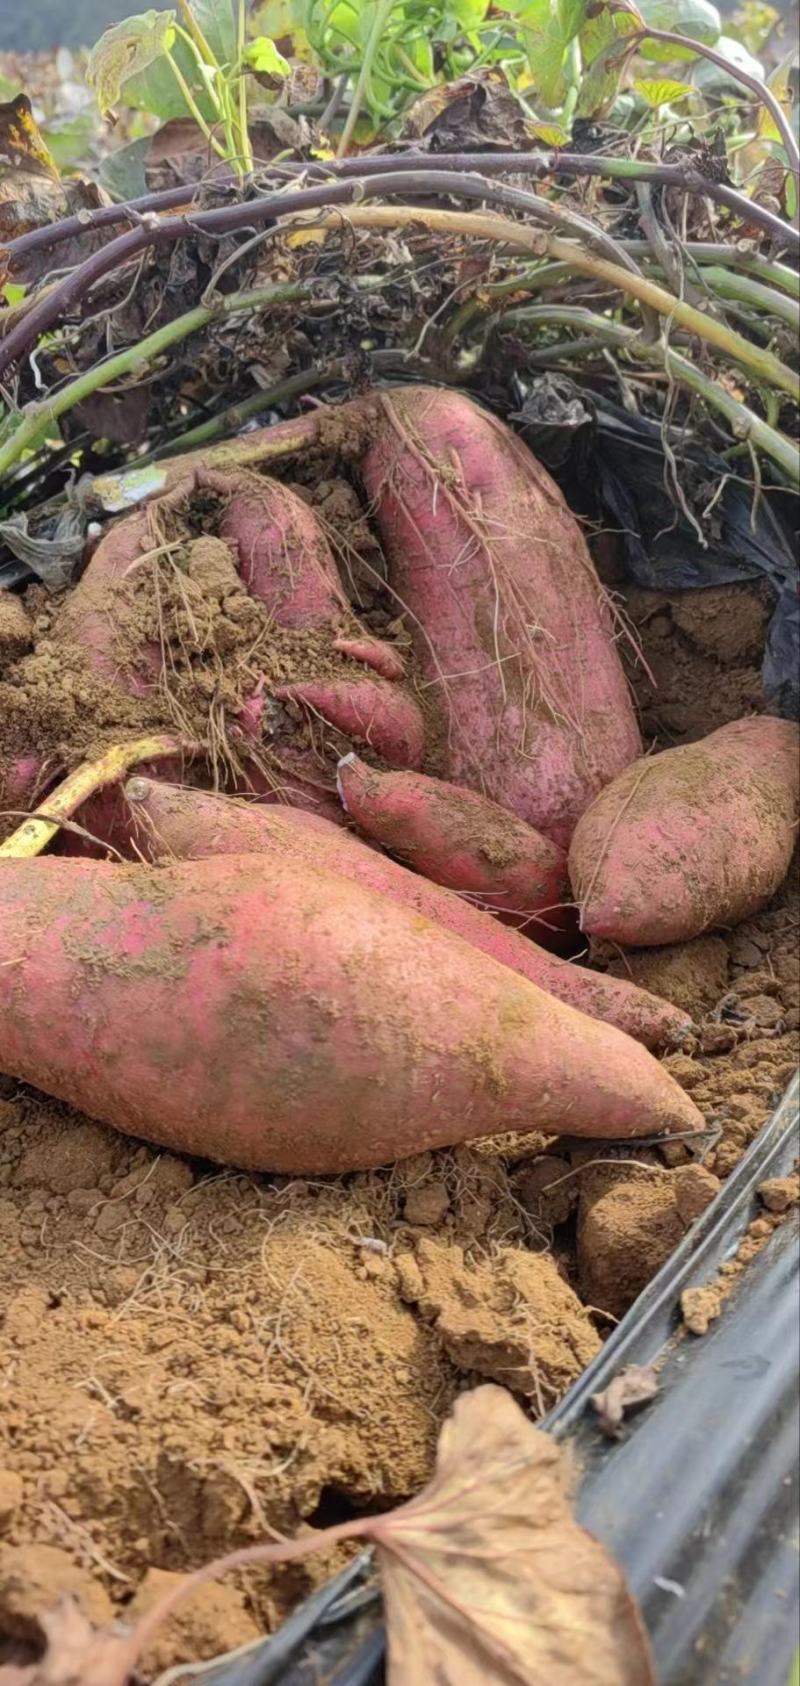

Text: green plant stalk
xmin=691 ymin=266 xmax=800 ymax=330
xmin=502 ymin=303 xmax=800 ymax=482
xmin=337 ymin=0 xmax=397 ymax=156
xmin=176 ymin=0 xmax=221 ymax=70
xmin=0 ymin=283 xmax=315 ymax=479
xmin=236 ymin=0 xmax=254 ymax=175
xmin=562 ymin=36 xmax=582 ymax=130
xmin=173 ymin=24 xmax=224 ymax=117
xmin=148 ymin=366 xmax=336 ymax=460
xmin=164 ymin=49 xmax=229 ymax=163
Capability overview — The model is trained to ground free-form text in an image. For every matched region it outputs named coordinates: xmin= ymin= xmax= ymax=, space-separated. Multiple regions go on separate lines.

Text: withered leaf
xmin=0 ymin=96 xmax=58 ymax=181
xmin=591 ymin=1365 xmax=660 ymax=1438
xmin=370 ymin=1384 xmax=654 ymax=1685
xmin=0 ymin=1598 xmax=131 ymax=1686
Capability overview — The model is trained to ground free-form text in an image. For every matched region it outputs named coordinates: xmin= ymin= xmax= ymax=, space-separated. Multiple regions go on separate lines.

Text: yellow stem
xmin=0 ymin=735 xmax=184 ymax=860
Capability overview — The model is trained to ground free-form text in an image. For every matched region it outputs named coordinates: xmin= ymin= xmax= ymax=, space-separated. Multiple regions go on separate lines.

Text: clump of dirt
xmin=622 ymin=582 xmax=771 ymax=743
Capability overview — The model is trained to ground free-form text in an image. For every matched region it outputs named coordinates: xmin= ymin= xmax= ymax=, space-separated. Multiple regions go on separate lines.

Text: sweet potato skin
xmin=336 ymin=753 xmax=567 ymax=930
xmin=0 ymin=855 xmax=703 ymax=1170
xmin=361 ymin=386 xmax=642 ymax=847
xmin=117 ymin=779 xmax=692 ymax=1050
xmin=569 ymin=716 xmax=800 ymax=946
xmin=274 ymin=679 xmax=425 ymax=771
xmin=198 ymin=468 xmax=349 ymax=629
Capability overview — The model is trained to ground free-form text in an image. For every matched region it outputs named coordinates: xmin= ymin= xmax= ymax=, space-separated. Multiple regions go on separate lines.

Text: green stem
xmin=562 ymin=36 xmax=582 ymax=129
xmin=148 ymin=365 xmax=336 ymax=460
xmin=164 ymin=49 xmax=229 ymax=162
xmin=336 ymin=0 xmax=396 ymax=157
xmin=691 ymin=266 xmax=800 ymax=330
xmin=501 ymin=303 xmax=800 ymax=483
xmin=236 ymin=0 xmax=253 ymax=175
xmin=0 ymin=283 xmax=315 ymax=479
xmin=175 ymin=0 xmax=221 ymax=70
xmin=173 ymin=25 xmax=223 ymax=115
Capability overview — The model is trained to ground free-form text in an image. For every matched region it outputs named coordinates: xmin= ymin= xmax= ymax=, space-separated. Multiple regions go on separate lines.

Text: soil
xmin=0 ymin=480 xmax=798 ymax=1674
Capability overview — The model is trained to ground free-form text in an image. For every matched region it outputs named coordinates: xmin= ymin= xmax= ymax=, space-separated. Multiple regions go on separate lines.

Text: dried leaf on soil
xmin=0 ymin=1599 xmax=130 ymax=1686
xmin=591 ymin=1364 xmax=660 ymax=1437
xmin=371 ymin=1384 xmax=655 ymax=1685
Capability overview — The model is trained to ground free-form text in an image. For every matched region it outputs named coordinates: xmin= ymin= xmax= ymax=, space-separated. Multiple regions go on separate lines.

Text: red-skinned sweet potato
xmin=274 ymin=679 xmax=425 ymax=771
xmin=198 ymin=468 xmax=350 ymax=629
xmin=361 ymin=386 xmax=642 ymax=847
xmin=336 ymin=753 xmax=568 ymax=932
xmin=110 ymin=778 xmax=692 ymax=1050
xmin=569 ymin=716 xmax=800 ymax=946
xmin=0 ymin=854 xmax=703 ymax=1171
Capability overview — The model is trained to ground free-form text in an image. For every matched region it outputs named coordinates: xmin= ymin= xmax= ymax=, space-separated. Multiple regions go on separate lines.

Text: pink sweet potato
xmin=275 ymin=679 xmax=425 ymax=770
xmin=569 ymin=715 xmax=800 ymax=946
xmin=361 ymin=386 xmax=642 ymax=847
xmin=199 ymin=468 xmax=349 ymax=628
xmin=336 ymin=752 xmax=568 ymax=932
xmin=0 ymin=854 xmax=703 ymax=1171
xmin=114 ymin=778 xmax=692 ymax=1050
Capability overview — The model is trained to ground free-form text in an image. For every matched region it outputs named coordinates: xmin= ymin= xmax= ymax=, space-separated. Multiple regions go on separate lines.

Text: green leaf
xmin=634 ymin=75 xmax=693 ymax=103
xmin=452 ymin=0 xmax=491 ymax=23
xmin=189 ymin=0 xmax=238 ymax=66
xmin=692 ymin=32 xmax=764 ymax=86
xmin=515 ymin=0 xmax=588 ymax=108
xmin=242 ymin=35 xmax=291 ymax=75
xmin=86 ymin=10 xmax=177 ymax=113
xmin=2 ymin=282 xmax=27 ymax=306
xmin=530 ymin=119 xmax=570 ymax=142
xmin=42 ymin=113 xmax=97 ymax=170
xmin=576 ymin=7 xmax=637 ymax=116
xmin=637 ymin=0 xmax=721 ymax=61
xmin=98 ymin=134 xmax=150 ymax=199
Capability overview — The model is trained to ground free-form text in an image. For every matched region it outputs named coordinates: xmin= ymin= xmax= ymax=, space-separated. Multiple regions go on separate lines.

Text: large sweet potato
xmin=0 ymin=855 xmax=703 ymax=1171
xmin=112 ymin=778 xmax=691 ymax=1050
xmin=361 ymin=386 xmax=642 ymax=847
xmin=336 ymin=753 xmax=567 ymax=931
xmin=569 ymin=716 xmax=800 ymax=946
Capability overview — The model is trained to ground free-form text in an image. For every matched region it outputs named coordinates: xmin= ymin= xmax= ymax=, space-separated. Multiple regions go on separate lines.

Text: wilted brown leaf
xmin=371 ymin=1384 xmax=654 ymax=1685
xmin=591 ymin=1365 xmax=660 ymax=1438
xmin=0 ymin=1598 xmax=131 ymax=1686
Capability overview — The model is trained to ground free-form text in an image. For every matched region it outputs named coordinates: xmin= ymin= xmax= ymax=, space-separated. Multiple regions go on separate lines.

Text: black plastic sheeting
xmin=192 ymin=1075 xmax=799 ymax=1686
xmin=513 ymin=375 xmax=800 ymax=720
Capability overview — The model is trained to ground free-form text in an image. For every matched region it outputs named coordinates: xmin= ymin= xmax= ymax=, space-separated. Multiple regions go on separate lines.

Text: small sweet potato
xmin=115 ymin=779 xmax=692 ymax=1050
xmin=0 ymin=854 xmax=703 ymax=1171
xmin=274 ymin=679 xmax=425 ymax=770
xmin=361 ymin=386 xmax=642 ymax=847
xmin=569 ymin=715 xmax=800 ymax=946
xmin=198 ymin=468 xmax=349 ymax=629
xmin=336 ymin=753 xmax=567 ymax=932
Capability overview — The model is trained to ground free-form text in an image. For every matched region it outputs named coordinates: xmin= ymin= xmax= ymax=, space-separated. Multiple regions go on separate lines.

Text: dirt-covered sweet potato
xmin=569 ymin=715 xmax=800 ymax=946
xmin=360 ymin=385 xmax=642 ymax=847
xmin=108 ymin=779 xmax=692 ymax=1050
xmin=0 ymin=854 xmax=704 ymax=1172
xmin=336 ymin=753 xmax=567 ymax=931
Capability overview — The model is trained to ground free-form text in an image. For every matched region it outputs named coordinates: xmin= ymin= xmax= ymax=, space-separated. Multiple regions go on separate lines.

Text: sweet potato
xmin=198 ymin=468 xmax=350 ymax=629
xmin=274 ymin=679 xmax=425 ymax=771
xmin=569 ymin=715 xmax=800 ymax=946
xmin=361 ymin=386 xmax=642 ymax=847
xmin=0 ymin=854 xmax=703 ymax=1171
xmin=114 ymin=778 xmax=692 ymax=1050
xmin=336 ymin=753 xmax=567 ymax=931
